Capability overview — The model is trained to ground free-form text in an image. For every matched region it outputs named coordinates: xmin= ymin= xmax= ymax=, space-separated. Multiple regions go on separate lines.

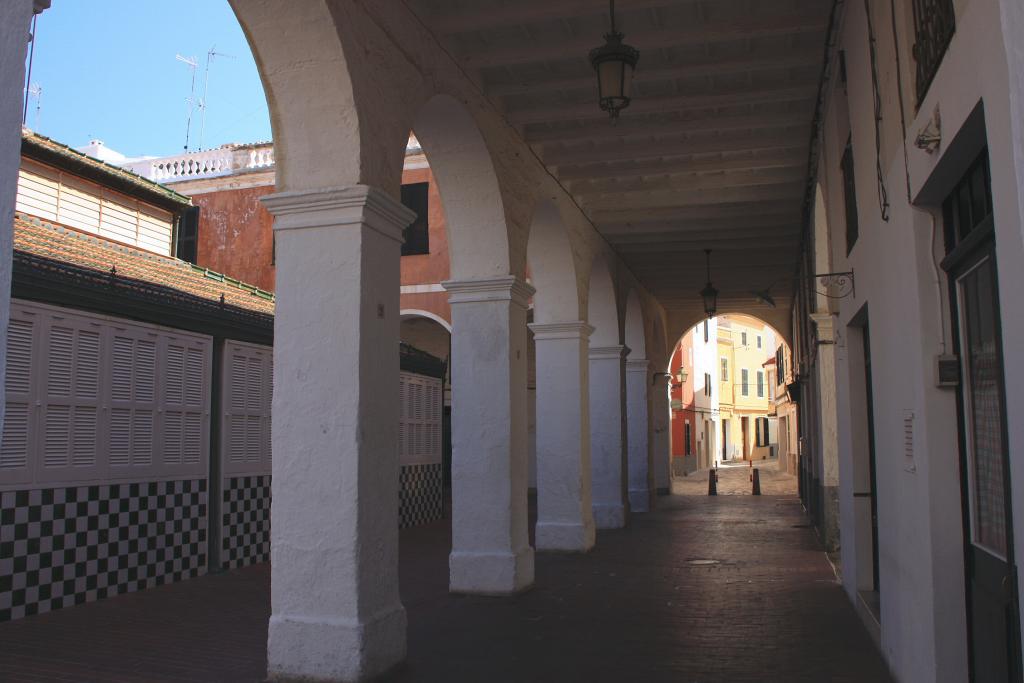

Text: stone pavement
xmin=1 ymin=494 xmax=892 ymax=682
xmin=673 ymin=457 xmax=798 ymax=496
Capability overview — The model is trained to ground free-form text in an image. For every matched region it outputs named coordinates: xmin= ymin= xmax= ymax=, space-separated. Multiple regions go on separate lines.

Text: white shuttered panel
xmin=221 ymin=341 xmax=272 ymax=476
xmin=398 ymin=372 xmax=442 ymax=466
xmin=0 ymin=300 xmax=212 ymax=488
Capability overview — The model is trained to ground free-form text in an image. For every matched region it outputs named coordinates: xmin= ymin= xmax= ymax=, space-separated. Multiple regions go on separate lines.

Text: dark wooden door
xmin=943 ymin=152 xmax=1021 ymax=682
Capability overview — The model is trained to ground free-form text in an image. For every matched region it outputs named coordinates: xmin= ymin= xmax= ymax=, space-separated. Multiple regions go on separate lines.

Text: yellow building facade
xmin=716 ymin=315 xmax=776 ymax=461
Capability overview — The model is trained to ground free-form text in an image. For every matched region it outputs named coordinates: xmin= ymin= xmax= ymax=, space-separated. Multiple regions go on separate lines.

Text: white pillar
xmin=444 ymin=276 xmax=535 ymax=594
xmin=262 ymin=186 xmax=414 ymax=682
xmin=626 ymin=358 xmax=651 ymax=512
xmin=529 ymin=321 xmax=595 ymax=552
xmin=589 ymin=345 xmax=629 ymax=529
xmin=0 ymin=1 xmax=45 ymax=432
xmin=651 ymin=376 xmax=671 ymax=495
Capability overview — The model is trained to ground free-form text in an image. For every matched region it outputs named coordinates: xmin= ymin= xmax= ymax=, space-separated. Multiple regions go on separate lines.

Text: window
xmin=175 ymin=206 xmax=199 ymax=263
xmin=755 ymin=417 xmax=771 ymax=446
xmin=776 ymin=346 xmax=785 ymax=382
xmin=703 ymin=320 xmax=708 ymax=343
xmin=222 ymin=341 xmax=273 ymax=476
xmin=704 ymin=373 xmax=712 ymax=397
xmin=1 ymin=300 xmax=211 ymax=487
xmin=942 ymin=151 xmax=992 ymax=253
xmin=720 ymin=357 xmax=728 ymax=382
xmin=912 ymin=0 xmax=955 ymax=104
xmin=757 ymin=370 xmax=765 ymax=398
xmin=741 ymin=369 xmax=749 ymax=396
xmin=741 ymin=331 xmax=747 ymax=346
xmin=400 ymin=182 xmax=430 ymax=256
xmin=398 ymin=372 xmax=443 ymax=465
xmin=756 ymin=335 xmax=762 ymax=349
xmin=684 ymin=422 xmax=692 ymax=456
xmin=841 ymin=137 xmax=859 ymax=255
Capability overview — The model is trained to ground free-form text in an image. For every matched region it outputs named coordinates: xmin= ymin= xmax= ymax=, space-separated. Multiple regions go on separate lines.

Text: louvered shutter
xmin=0 ymin=308 xmax=37 ymax=484
xmin=161 ymin=338 xmax=208 ymax=471
xmin=39 ymin=316 xmax=101 ymax=476
xmin=398 ymin=372 xmax=442 ymax=466
xmin=222 ymin=341 xmax=272 ymax=476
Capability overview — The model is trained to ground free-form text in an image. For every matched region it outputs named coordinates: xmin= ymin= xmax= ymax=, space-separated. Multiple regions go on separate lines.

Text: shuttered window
xmin=15 ymin=160 xmax=175 ymax=256
xmin=221 ymin=341 xmax=272 ymax=476
xmin=0 ymin=300 xmax=211 ymax=487
xmin=399 ymin=372 xmax=442 ymax=465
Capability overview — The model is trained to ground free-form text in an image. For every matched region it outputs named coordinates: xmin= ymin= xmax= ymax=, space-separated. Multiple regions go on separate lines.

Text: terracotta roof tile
xmin=14 ymin=212 xmax=275 ymax=316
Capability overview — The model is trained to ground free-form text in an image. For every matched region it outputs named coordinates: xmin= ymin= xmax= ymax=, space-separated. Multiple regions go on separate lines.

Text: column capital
xmin=528 ymin=321 xmax=594 ymax=341
xmin=442 ymin=276 xmax=535 ymax=307
xmin=589 ymin=344 xmax=630 ymax=361
xmin=625 ymin=357 xmax=650 ymax=372
xmin=261 ymin=184 xmax=415 ymax=244
xmin=810 ymin=311 xmax=837 ymax=341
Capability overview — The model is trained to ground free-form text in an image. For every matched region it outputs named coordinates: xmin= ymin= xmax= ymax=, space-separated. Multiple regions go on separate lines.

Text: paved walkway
xmin=673 ymin=458 xmax=798 ymax=496
xmin=1 ymin=494 xmax=892 ymax=682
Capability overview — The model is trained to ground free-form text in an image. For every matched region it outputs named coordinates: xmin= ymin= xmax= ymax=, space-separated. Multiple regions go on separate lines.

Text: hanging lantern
xmin=589 ymin=0 xmax=639 ymax=121
xmin=701 ymin=248 xmax=718 ymax=319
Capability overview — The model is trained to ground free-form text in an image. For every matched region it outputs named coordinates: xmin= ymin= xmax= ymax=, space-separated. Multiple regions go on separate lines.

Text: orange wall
xmin=194 ymin=185 xmax=276 ymax=292
xmin=192 ymin=167 xmax=452 ymax=324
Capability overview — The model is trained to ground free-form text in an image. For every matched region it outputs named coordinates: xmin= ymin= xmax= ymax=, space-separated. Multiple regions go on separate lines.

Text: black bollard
xmin=752 ymin=468 xmax=761 ymax=496
xmin=708 ymin=467 xmax=718 ymax=496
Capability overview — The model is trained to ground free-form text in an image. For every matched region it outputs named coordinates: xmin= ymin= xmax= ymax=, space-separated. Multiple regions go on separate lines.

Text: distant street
xmin=673 ymin=458 xmax=798 ymax=496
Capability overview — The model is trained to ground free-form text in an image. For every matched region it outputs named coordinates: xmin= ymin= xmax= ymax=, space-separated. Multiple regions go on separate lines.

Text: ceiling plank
xmin=525 ymin=110 xmax=808 ymax=145
xmin=431 ymin=0 xmax=686 ymax=35
xmin=581 ymin=182 xmax=805 ymax=211
xmin=459 ymin=15 xmax=829 ymax=69
xmin=559 ymin=151 xmax=808 ymax=182
xmin=507 ymin=83 xmax=816 ymax=125
xmin=488 ymin=50 xmax=822 ymax=98
xmin=545 ymin=130 xmax=806 ymax=167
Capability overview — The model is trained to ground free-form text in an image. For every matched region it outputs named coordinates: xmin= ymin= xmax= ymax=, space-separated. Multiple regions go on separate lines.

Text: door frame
xmin=941 ymin=154 xmax=1022 ymax=682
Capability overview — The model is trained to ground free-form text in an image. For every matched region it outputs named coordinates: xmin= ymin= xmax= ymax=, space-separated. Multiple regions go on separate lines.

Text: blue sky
xmin=23 ymin=1 xmax=271 ymax=158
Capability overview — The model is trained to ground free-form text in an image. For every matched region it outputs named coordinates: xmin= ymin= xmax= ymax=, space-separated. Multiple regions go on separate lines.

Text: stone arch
xmin=400 ymin=309 xmax=453 ymax=333
xmin=624 ymin=288 xmax=647 ymax=359
xmin=526 ymin=200 xmax=583 ymax=323
xmin=588 ymin=254 xmax=621 ymax=346
xmin=413 ymin=94 xmax=513 ymax=280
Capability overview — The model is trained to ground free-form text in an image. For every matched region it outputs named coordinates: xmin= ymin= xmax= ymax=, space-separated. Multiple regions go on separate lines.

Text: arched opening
xmin=410 ymin=93 xmax=532 ymax=595
xmin=667 ymin=313 xmax=796 ymax=497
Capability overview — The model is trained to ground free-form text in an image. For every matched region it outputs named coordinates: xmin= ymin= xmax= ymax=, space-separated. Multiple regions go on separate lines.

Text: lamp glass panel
xmin=598 ymin=59 xmax=625 ymax=99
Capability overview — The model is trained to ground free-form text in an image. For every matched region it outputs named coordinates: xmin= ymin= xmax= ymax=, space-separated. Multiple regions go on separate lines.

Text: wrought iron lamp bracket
xmin=813 ymin=270 xmax=855 ymax=299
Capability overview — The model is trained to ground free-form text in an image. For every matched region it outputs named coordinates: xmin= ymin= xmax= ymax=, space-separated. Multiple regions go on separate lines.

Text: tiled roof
xmin=14 ymin=212 xmax=275 ymax=316
xmin=21 ymin=130 xmax=191 ymax=207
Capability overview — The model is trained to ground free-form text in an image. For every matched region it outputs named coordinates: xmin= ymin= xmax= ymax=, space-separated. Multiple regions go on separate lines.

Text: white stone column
xmin=444 ymin=276 xmax=535 ymax=594
xmin=589 ymin=345 xmax=629 ymax=529
xmin=0 ymin=1 xmax=46 ymax=432
xmin=262 ymin=186 xmax=414 ymax=682
xmin=651 ymin=376 xmax=671 ymax=495
xmin=811 ymin=312 xmax=841 ymax=551
xmin=529 ymin=321 xmax=595 ymax=552
xmin=626 ymin=358 xmax=651 ymax=512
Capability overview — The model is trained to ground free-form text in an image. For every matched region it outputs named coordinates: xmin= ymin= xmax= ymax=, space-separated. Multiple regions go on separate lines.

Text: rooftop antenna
xmin=197 ymin=46 xmax=236 ymax=150
xmin=26 ymin=84 xmax=42 ymax=131
xmin=175 ymin=53 xmax=198 ymax=151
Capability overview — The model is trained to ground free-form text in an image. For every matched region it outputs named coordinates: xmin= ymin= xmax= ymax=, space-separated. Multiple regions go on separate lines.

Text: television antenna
xmin=197 ymin=46 xmax=236 ymax=150
xmin=175 ymin=53 xmax=198 ymax=151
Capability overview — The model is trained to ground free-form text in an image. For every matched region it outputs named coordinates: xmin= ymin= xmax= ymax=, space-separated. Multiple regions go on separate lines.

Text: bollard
xmin=708 ymin=468 xmax=718 ymax=496
xmin=752 ymin=468 xmax=761 ymax=495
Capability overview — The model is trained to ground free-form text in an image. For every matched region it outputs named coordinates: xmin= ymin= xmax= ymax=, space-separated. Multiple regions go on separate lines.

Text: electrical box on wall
xmin=935 ymin=354 xmax=960 ymax=387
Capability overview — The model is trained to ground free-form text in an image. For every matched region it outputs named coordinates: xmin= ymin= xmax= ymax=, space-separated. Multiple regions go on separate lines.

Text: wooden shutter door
xmin=0 ymin=309 xmax=37 ymax=484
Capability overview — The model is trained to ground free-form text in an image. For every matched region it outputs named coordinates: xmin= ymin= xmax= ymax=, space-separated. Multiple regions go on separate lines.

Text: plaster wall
xmin=0 ymin=1 xmax=35 ymax=435
xmin=820 ymin=0 xmax=1024 ymax=679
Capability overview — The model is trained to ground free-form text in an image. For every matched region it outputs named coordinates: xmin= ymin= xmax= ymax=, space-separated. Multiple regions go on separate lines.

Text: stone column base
xmin=536 ymin=520 xmax=596 ymax=552
xmin=449 ymin=547 xmax=535 ymax=595
xmin=267 ymin=604 xmax=406 ymax=682
xmin=629 ymin=488 xmax=651 ymax=513
xmin=593 ymin=503 xmax=626 ymax=529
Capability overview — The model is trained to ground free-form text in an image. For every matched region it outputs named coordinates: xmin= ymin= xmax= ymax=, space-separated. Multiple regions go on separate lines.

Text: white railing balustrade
xmin=121 ymin=144 xmax=276 ymax=184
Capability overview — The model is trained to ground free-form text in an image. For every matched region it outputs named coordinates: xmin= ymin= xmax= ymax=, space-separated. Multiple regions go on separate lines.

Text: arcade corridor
xmin=1 ymin=493 xmax=892 ymax=682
